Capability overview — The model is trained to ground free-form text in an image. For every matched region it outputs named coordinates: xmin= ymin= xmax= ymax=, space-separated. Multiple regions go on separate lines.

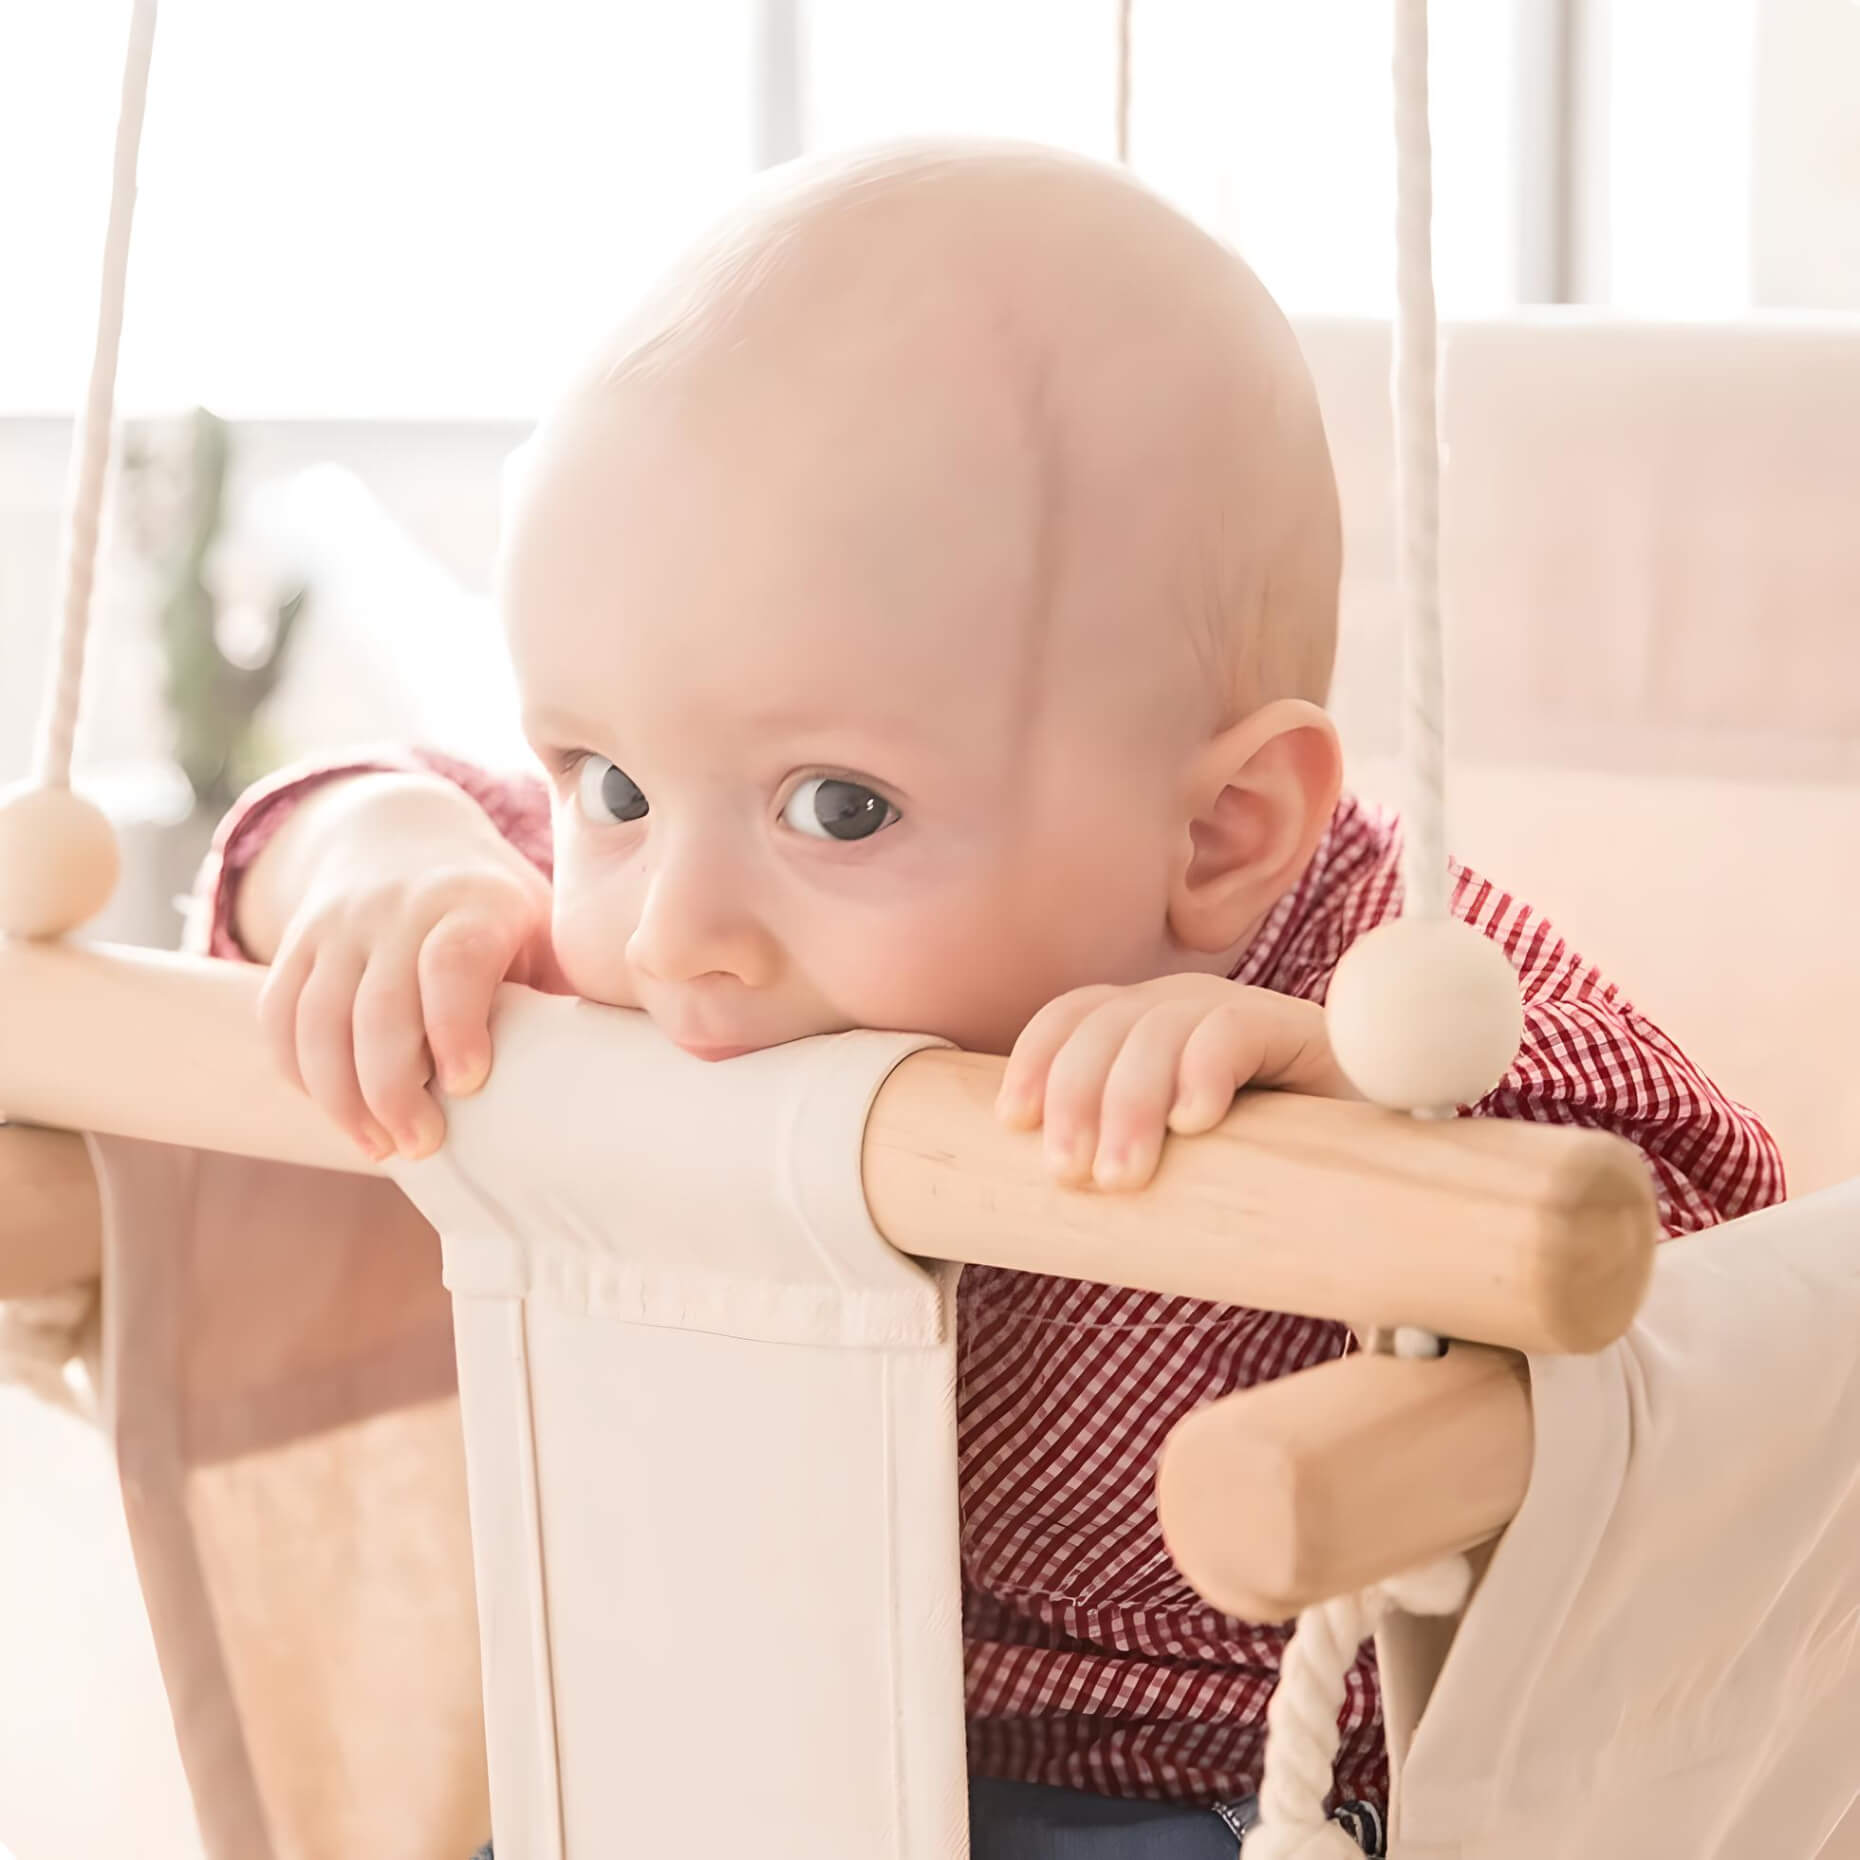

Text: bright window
xmin=4 ymin=1 xmax=1855 ymax=419
xmin=2 ymin=2 xmax=758 ymax=417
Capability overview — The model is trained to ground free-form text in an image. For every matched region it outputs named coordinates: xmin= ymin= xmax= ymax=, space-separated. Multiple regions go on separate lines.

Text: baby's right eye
xmin=574 ymin=755 xmax=649 ymax=825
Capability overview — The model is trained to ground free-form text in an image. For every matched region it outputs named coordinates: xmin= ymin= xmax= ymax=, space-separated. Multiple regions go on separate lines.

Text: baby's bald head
xmin=543 ymin=143 xmax=1341 ymax=737
xmin=502 ymin=145 xmax=1346 ymax=1056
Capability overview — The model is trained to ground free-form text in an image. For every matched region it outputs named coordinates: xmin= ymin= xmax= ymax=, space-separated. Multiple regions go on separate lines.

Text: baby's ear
xmin=1168 ymin=700 xmax=1342 ymax=954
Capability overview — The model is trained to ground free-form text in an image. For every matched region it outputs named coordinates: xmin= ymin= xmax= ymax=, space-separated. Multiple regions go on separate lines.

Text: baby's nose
xmin=625 ymin=852 xmax=777 ymax=990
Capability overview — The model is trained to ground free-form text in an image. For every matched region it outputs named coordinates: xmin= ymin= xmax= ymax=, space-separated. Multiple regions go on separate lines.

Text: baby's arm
xmin=234 ymin=773 xmax=485 ymax=960
xmin=200 ymin=755 xmax=557 ymax=1162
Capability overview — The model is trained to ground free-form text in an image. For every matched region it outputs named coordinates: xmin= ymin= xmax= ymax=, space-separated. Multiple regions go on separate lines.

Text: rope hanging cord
xmin=0 ymin=0 xmax=156 ymax=940
xmin=38 ymin=0 xmax=161 ymax=790
xmin=1115 ymin=0 xmax=1134 ymax=165
xmin=1251 ymin=4 xmax=1520 ymax=1850
xmin=1390 ymin=0 xmax=1446 ymax=924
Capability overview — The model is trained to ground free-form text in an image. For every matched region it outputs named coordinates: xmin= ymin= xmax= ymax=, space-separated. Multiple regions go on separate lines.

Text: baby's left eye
xmin=781 ymin=777 xmax=898 ymax=843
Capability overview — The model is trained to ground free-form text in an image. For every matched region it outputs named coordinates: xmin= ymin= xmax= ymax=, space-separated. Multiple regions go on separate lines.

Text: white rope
xmin=1247 ymin=1555 xmax=1471 ymax=1860
xmin=1391 ymin=0 xmax=1447 ymax=924
xmin=1251 ymin=6 xmax=1466 ymax=1849
xmin=35 ymin=0 xmax=160 ymax=791
xmin=1114 ymin=0 xmax=1133 ymax=165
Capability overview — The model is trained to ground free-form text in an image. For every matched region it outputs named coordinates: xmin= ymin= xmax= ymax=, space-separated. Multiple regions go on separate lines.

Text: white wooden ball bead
xmin=1325 ymin=915 xmax=1523 ymax=1112
xmin=0 ymin=783 xmax=121 ymax=939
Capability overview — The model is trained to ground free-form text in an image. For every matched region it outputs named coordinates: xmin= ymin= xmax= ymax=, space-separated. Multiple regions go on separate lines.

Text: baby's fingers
xmin=1167 ymin=1003 xmax=1270 ymax=1135
xmin=1092 ymin=1002 xmax=1209 ymax=1190
xmin=353 ymin=936 xmax=447 ymax=1160
xmin=418 ymin=909 xmax=522 ymax=1098
xmin=996 ymin=985 xmax=1120 ymax=1129
xmin=1035 ymin=994 xmax=1161 ymax=1185
xmin=257 ymin=931 xmax=317 ymax=1096
xmin=293 ymin=947 xmax=397 ymax=1162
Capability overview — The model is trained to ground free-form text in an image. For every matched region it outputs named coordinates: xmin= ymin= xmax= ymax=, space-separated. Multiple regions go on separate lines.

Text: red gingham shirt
xmin=202 ymin=754 xmax=1786 ymax=1813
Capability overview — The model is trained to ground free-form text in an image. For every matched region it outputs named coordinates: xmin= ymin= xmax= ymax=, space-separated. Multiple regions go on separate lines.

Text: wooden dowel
xmin=0 ymin=1124 xmax=102 ymax=1297
xmin=1 ymin=940 xmax=1658 ymax=1351
xmin=864 ymin=1050 xmax=1654 ymax=1353
xmin=0 ymin=938 xmax=375 ymax=1175
xmin=1156 ymin=1344 xmax=1532 ymax=1620
xmin=3 ymin=939 xmax=1549 ymax=1595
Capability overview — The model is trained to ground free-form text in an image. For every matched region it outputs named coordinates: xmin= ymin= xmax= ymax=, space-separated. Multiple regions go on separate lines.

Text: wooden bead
xmin=1325 ymin=916 xmax=1523 ymax=1112
xmin=0 ymin=783 xmax=121 ymax=940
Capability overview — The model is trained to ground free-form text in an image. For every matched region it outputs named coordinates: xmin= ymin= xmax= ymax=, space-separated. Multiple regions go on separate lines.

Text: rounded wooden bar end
xmin=1527 ymin=1131 xmax=1658 ymax=1352
xmin=1155 ymin=1345 xmax=1534 ymax=1621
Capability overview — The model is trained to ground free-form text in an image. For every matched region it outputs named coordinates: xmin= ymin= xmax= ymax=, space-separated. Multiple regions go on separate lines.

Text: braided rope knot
xmin=1246 ymin=1552 xmax=1473 ymax=1858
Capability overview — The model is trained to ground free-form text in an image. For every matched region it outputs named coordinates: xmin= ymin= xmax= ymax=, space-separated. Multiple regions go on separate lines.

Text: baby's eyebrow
xmin=523 ymin=705 xmax=614 ymax=745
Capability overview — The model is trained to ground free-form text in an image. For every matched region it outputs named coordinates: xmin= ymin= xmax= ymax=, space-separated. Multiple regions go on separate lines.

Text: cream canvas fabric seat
xmin=1386 ymin=1181 xmax=1860 ymax=1858
xmin=396 ymin=1002 xmax=969 ymax=1859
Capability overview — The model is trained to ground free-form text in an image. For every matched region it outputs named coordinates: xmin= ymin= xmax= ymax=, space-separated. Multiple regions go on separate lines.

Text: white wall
xmin=1752 ymin=0 xmax=1860 ymax=310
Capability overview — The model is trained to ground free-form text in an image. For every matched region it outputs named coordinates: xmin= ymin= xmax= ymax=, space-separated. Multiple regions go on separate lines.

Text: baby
xmin=205 ymin=145 xmax=1782 ymax=1858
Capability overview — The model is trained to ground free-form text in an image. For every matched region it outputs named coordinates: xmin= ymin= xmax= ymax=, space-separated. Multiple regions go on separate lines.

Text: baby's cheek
xmin=827 ymin=903 xmax=1037 ymax=1055
xmin=548 ymin=870 xmax=641 ymax=1011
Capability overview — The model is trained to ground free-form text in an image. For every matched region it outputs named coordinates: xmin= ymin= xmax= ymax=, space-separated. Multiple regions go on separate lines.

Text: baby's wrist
xmin=238 ymin=773 xmax=530 ymax=960
xmin=342 ymin=770 xmax=504 ymax=845
xmin=336 ymin=773 xmax=543 ymax=890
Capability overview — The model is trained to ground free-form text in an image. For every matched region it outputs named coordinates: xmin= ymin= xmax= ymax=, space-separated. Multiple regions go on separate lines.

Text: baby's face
xmin=503 ymin=349 xmax=1206 ymax=1060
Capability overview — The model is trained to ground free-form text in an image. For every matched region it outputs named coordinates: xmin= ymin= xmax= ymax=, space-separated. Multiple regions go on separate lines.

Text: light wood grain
xmin=1156 ymin=1344 xmax=1533 ymax=1620
xmin=865 ymin=1049 xmax=1655 ymax=1353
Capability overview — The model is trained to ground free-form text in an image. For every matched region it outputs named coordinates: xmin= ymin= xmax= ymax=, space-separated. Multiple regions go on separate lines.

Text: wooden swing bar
xmin=0 ymin=934 xmax=1651 ymax=1612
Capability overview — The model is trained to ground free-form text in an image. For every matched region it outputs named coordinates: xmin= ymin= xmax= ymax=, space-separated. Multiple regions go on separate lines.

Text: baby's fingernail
xmin=358 ymin=1127 xmax=393 ymax=1163
xmin=440 ymin=1058 xmax=483 ymax=1097
xmin=1167 ymin=1094 xmax=1210 ymax=1134
xmin=1046 ymin=1131 xmax=1090 ymax=1179
xmin=1092 ymin=1145 xmax=1132 ymax=1189
xmin=397 ymin=1108 xmax=446 ymax=1160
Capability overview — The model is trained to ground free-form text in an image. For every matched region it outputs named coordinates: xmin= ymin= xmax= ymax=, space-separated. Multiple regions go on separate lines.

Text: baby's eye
xmin=575 ymin=755 xmax=648 ymax=825
xmin=781 ymin=777 xmax=898 ymax=843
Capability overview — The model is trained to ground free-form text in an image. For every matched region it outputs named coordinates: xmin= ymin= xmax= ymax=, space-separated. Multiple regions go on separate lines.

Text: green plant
xmin=120 ymin=407 xmax=308 ymax=815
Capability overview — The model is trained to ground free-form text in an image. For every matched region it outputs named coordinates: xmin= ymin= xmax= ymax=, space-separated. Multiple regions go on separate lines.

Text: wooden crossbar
xmin=1 ymin=939 xmax=1658 ymax=1354
xmin=1157 ymin=1344 xmax=1533 ymax=1620
xmin=1 ymin=936 xmax=1656 ymax=1609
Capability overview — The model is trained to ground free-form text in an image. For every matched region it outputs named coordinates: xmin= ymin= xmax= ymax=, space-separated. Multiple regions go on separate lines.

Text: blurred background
xmin=1 ymin=5 xmax=1857 ymax=1857
xmin=2 ymin=0 xmax=1858 ymax=948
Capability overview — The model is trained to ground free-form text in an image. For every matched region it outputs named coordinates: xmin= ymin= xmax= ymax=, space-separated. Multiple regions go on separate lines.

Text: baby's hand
xmin=256 ymin=778 xmax=562 ymax=1163
xmin=995 ymin=975 xmax=1359 ymax=1191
